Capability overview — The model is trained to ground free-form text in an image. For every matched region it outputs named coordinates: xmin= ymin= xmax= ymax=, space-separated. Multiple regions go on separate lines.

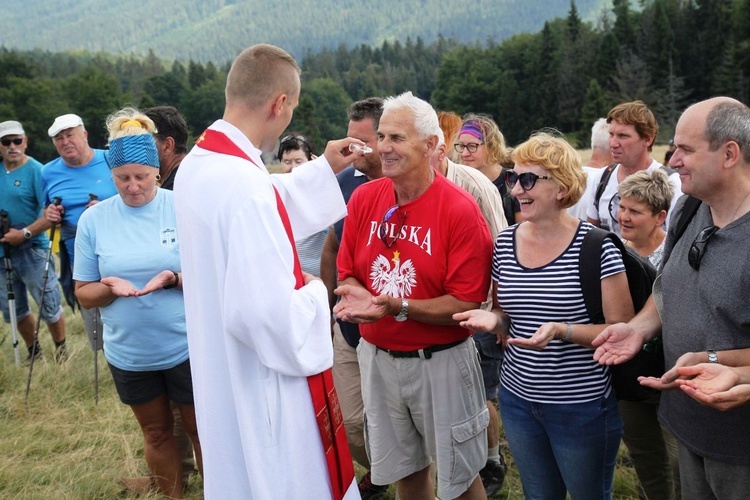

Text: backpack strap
xmin=579 ymin=227 xmax=608 ymax=324
xmin=660 ymin=164 xmax=678 ymax=176
xmin=593 ymin=163 xmax=618 ymax=215
xmin=672 ymin=195 xmax=702 ymax=244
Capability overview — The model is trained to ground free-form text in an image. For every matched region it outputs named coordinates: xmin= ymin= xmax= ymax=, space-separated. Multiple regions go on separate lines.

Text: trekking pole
xmin=0 ymin=211 xmax=21 ymax=366
xmin=25 ymin=197 xmax=61 ymax=403
xmin=88 ymin=193 xmax=100 ymax=406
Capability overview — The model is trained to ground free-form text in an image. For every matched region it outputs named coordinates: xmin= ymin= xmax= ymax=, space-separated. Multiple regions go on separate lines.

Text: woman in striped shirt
xmin=455 ymin=132 xmax=634 ymax=499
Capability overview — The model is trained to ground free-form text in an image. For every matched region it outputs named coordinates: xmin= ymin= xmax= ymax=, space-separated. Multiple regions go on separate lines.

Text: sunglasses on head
xmin=504 ymin=170 xmax=551 ymax=191
xmin=280 ymin=135 xmax=310 ymax=148
xmin=1 ymin=138 xmax=23 ymax=147
xmin=688 ymin=225 xmax=719 ymax=271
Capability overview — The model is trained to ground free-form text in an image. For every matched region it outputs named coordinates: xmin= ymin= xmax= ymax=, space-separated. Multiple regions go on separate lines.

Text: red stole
xmin=195 ymin=129 xmax=355 ymax=499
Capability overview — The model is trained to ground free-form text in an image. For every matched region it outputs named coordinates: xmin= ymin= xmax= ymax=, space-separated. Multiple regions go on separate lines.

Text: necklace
xmin=729 ymin=190 xmax=750 ymax=224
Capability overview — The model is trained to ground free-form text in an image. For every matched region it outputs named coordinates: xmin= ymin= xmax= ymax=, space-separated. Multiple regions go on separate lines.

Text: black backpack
xmin=497 ymin=168 xmax=517 ymax=225
xmin=579 ymin=227 xmax=660 ymax=401
xmin=578 ymin=196 xmax=703 ymax=401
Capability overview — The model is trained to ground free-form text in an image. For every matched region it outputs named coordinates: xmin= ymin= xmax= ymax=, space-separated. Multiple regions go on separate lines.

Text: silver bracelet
xmin=563 ymin=322 xmax=573 ymax=342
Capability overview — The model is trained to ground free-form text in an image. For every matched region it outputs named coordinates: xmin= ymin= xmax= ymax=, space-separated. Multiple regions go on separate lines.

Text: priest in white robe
xmin=174 ymin=44 xmax=363 ymax=500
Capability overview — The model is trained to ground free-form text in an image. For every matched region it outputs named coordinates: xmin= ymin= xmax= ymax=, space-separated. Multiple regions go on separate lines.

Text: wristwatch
xmin=22 ymin=227 xmax=32 ymax=240
xmin=394 ymin=298 xmax=409 ymax=322
xmin=707 ymin=349 xmax=718 ymax=363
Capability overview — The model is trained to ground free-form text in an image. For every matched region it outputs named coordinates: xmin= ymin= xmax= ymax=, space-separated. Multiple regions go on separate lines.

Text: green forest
xmin=1 ymin=0 xmax=748 ymax=163
xmin=0 ymin=0 xmax=606 ymax=63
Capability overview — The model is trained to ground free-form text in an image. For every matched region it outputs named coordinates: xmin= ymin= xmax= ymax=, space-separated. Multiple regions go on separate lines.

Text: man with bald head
xmin=174 ymin=44 xmax=363 ymax=499
xmin=593 ymin=97 xmax=750 ymax=498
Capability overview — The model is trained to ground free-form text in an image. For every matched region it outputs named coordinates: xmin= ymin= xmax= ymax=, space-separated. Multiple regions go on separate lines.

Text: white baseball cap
xmin=48 ymin=114 xmax=84 ymax=137
xmin=0 ymin=120 xmax=25 ymax=139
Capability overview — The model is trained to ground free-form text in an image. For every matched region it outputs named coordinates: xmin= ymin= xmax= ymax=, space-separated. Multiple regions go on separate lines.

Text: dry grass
xmin=1 ymin=309 xmax=643 ymax=499
xmin=0 ymin=309 xmax=203 ymax=499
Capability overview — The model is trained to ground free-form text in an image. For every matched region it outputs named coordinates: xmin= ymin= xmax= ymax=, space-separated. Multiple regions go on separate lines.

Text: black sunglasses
xmin=688 ymin=225 xmax=719 ymax=271
xmin=280 ymin=135 xmax=310 ymax=147
xmin=504 ymin=170 xmax=551 ymax=191
xmin=1 ymin=138 xmax=23 ymax=147
xmin=378 ymin=204 xmax=407 ymax=248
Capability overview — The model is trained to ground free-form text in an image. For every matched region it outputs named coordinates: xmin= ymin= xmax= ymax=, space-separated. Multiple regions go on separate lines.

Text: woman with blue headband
xmin=73 ymin=108 xmax=201 ymax=498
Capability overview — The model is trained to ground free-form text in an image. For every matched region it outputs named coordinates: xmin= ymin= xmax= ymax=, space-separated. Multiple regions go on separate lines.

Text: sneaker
xmin=55 ymin=343 xmax=68 ymax=363
xmin=479 ymin=457 xmax=506 ymax=497
xmin=24 ymin=343 xmax=42 ymax=365
xmin=358 ymin=471 xmax=388 ymax=500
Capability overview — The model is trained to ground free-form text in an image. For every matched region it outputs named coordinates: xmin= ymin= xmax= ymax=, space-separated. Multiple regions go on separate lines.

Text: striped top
xmin=493 ymin=221 xmax=625 ymax=404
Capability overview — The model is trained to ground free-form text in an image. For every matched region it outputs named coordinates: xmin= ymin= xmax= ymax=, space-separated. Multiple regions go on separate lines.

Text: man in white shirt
xmin=174 ymin=44 xmax=362 ymax=499
xmin=583 ymin=101 xmax=682 ymax=235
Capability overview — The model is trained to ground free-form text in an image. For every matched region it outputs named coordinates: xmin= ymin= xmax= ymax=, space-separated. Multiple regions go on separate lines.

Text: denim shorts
xmin=1 ymin=246 xmax=63 ymax=323
xmin=474 ymin=333 xmax=502 ymax=401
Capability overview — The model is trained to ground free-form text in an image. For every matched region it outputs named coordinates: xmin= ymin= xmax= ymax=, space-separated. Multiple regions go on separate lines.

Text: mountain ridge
xmin=0 ymin=0 xmax=609 ymax=63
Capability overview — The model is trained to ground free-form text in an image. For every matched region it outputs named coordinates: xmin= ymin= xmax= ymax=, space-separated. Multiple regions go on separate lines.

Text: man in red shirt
xmin=335 ymin=91 xmax=493 ymax=500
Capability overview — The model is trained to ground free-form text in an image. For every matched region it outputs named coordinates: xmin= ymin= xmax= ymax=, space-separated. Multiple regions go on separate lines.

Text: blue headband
xmin=108 ymin=134 xmax=160 ymax=169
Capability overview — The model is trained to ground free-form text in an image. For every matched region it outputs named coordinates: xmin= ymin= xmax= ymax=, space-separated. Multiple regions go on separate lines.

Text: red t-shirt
xmin=337 ymin=173 xmax=492 ymax=350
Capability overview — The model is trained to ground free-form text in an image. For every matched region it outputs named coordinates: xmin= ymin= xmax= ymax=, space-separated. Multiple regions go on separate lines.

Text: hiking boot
xmin=118 ymin=476 xmax=157 ymax=495
xmin=24 ymin=343 xmax=42 ymax=365
xmin=54 ymin=343 xmax=68 ymax=364
xmin=479 ymin=456 xmax=506 ymax=497
xmin=358 ymin=471 xmax=388 ymax=500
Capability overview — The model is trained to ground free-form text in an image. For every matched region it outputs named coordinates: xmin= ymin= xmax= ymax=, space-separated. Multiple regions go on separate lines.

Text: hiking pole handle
xmin=49 ymin=197 xmax=62 ymax=241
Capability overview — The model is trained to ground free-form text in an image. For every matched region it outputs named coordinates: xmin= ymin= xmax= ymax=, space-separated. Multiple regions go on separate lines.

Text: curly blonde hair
xmin=106 ymin=107 xmax=157 ymax=142
xmin=511 ymin=131 xmax=585 ymax=209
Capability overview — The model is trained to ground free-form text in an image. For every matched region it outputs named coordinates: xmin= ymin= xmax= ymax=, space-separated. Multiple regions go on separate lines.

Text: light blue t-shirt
xmin=74 ymin=188 xmax=187 ymax=371
xmin=41 ymin=150 xmax=118 ymax=241
xmin=0 ymin=157 xmax=49 ymax=258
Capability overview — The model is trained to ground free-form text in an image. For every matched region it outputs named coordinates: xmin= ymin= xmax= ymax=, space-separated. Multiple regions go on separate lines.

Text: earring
xmin=156 ymin=174 xmax=162 ymax=181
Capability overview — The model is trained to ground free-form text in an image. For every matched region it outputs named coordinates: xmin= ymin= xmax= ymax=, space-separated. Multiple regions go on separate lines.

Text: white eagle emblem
xmin=370 ymin=250 xmax=417 ymax=297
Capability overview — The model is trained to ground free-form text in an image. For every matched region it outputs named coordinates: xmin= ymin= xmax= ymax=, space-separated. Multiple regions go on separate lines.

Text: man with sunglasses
xmin=593 ymin=97 xmax=750 ymax=498
xmin=0 ymin=120 xmax=67 ymax=362
xmin=583 ymin=101 xmax=682 ymax=235
xmin=335 ymin=92 xmax=493 ymax=499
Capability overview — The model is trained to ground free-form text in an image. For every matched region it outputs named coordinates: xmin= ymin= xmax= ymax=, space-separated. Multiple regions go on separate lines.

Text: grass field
xmin=0 ymin=308 xmax=646 ymax=499
xmin=2 ymin=146 xmax=668 ymax=498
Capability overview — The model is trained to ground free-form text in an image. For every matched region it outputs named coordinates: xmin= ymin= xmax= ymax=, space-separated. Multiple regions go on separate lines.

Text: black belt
xmin=376 ymin=339 xmax=465 ymax=360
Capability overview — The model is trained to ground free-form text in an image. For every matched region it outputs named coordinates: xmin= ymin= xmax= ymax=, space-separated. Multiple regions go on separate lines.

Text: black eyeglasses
xmin=504 ymin=171 xmax=552 ymax=191
xmin=1 ymin=138 xmax=23 ymax=147
xmin=454 ymin=142 xmax=484 ymax=153
xmin=688 ymin=225 xmax=719 ymax=271
xmin=378 ymin=204 xmax=407 ymax=248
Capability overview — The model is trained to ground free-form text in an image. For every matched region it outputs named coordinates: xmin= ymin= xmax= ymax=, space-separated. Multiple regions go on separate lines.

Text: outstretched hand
xmin=138 ymin=270 xmax=178 ymax=296
xmin=101 ymin=276 xmax=139 ymax=297
xmin=333 ymin=284 xmax=391 ymax=323
xmin=639 ymin=351 xmax=705 ymax=391
xmin=507 ymin=322 xmax=559 ymax=351
xmin=453 ymin=309 xmax=498 ymax=334
xmin=323 ymin=137 xmax=367 ymax=174
xmin=674 ymin=363 xmax=750 ymax=411
xmin=592 ymin=323 xmax=643 ymax=365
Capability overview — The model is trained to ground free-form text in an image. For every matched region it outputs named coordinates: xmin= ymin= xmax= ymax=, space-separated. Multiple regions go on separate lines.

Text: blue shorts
xmin=474 ymin=333 xmax=503 ymax=401
xmin=1 ymin=246 xmax=63 ymax=324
